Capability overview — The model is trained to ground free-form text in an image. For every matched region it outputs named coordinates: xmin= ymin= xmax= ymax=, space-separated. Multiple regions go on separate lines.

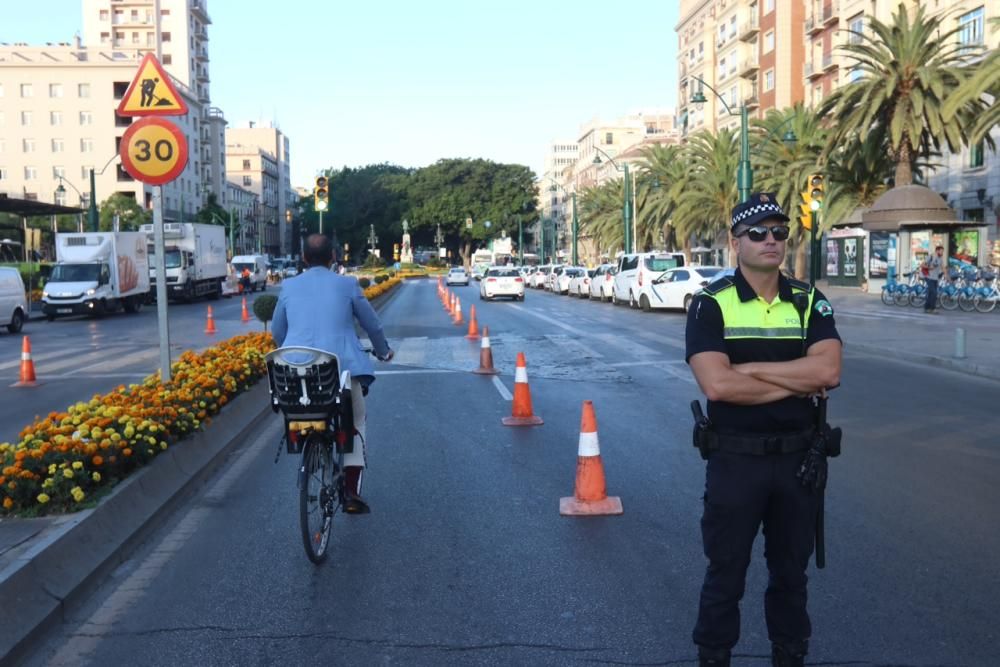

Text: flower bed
xmin=363 ymin=275 xmax=401 ymax=299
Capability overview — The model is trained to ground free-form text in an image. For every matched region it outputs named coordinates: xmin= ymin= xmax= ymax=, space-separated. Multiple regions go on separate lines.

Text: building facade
xmin=224 ymin=140 xmax=280 ymax=255
xmin=224 ymin=124 xmax=294 ymax=254
xmin=224 ymin=179 xmax=259 ymax=255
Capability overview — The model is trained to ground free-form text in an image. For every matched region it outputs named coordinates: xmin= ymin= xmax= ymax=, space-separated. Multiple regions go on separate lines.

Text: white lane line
xmin=64 ymin=347 xmax=158 ymax=376
xmin=45 ymin=419 xmax=280 ymax=667
xmin=377 ymin=369 xmax=456 ymax=375
xmin=491 ymin=376 xmax=513 ymax=400
xmin=508 ymin=303 xmax=587 ymax=336
xmin=2 ymin=372 xmax=149 ymax=381
xmin=0 ymin=346 xmax=84 ymax=371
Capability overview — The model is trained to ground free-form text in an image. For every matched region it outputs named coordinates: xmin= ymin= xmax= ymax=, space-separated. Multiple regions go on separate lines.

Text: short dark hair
xmin=935 ymin=245 xmax=944 ymax=251
xmin=303 ymin=234 xmax=333 ymax=267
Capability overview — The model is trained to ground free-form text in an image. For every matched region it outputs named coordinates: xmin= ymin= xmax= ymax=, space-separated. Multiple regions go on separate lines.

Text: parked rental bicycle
xmin=265 ymin=346 xmax=362 ymax=564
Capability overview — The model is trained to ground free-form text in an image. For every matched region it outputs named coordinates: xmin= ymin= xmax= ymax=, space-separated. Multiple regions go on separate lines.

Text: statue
xmin=401 ymin=219 xmax=413 ymax=264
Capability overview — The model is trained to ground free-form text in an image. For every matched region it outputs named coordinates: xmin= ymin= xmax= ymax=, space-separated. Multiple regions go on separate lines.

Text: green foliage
xmin=374 ymin=274 xmax=388 ymax=284
xmin=98 ymin=193 xmax=151 ymax=232
xmin=944 ymin=17 xmax=1000 ymax=143
xmin=195 ymin=192 xmax=230 ymax=226
xmin=358 ymin=277 xmax=371 ymax=288
xmin=252 ymin=294 xmax=278 ymax=331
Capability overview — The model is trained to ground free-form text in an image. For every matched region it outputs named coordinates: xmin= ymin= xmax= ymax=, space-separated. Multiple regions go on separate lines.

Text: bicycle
xmin=881 ymin=273 xmax=907 ymax=305
xmin=938 ymin=269 xmax=961 ymax=311
xmin=972 ymin=268 xmax=998 ymax=313
xmin=265 ymin=346 xmax=358 ymax=564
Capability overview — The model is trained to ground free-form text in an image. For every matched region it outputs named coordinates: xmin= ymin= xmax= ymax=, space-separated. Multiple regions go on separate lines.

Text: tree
xmin=636 ymin=144 xmax=688 ymax=252
xmin=578 ymin=179 xmax=626 ymax=259
xmin=195 ymin=192 xmax=230 ymax=226
xmin=98 ymin=193 xmax=151 ymax=231
xmin=819 ymin=3 xmax=991 ymax=186
xmin=943 ymin=18 xmax=1000 ymax=144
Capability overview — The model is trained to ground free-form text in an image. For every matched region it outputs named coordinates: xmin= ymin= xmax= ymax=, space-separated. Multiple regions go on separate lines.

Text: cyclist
xmin=272 ymin=234 xmax=394 ymax=514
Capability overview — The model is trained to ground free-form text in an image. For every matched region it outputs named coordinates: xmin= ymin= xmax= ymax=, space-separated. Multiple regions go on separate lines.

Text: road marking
xmin=45 ymin=419 xmax=279 ymax=666
xmin=508 ymin=303 xmax=587 ymax=336
xmin=593 ymin=333 xmax=660 ymax=356
xmin=1 ymin=372 xmax=149 ymax=381
xmin=491 ymin=376 xmax=513 ymax=400
xmin=377 ymin=369 xmax=456 ymax=375
xmin=64 ymin=347 xmax=158 ymax=376
xmin=0 ymin=346 xmax=87 ymax=371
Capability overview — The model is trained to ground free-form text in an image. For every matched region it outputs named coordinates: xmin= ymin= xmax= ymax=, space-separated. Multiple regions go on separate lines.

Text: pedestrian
xmin=922 ymin=245 xmax=945 ymax=313
xmin=685 ymin=193 xmax=843 ymax=667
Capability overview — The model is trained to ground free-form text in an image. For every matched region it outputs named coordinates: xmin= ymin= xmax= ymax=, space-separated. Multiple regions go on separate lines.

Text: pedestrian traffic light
xmin=393 ymin=243 xmax=400 ymax=261
xmin=314 ymin=176 xmax=328 ymax=212
xmin=809 ymin=174 xmax=824 ymax=210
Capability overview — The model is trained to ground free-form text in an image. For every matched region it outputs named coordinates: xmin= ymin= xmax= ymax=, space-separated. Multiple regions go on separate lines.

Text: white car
xmin=641 ymin=266 xmax=725 ymax=311
xmin=568 ymin=268 xmax=594 ymax=298
xmin=446 ymin=266 xmax=470 ymax=286
xmin=480 ymin=266 xmax=525 ymax=301
xmin=588 ymin=263 xmax=616 ymax=301
xmin=558 ymin=267 xmax=586 ymax=295
xmin=0 ymin=267 xmax=27 ymax=334
xmin=546 ymin=265 xmax=565 ymax=291
xmin=612 ymin=252 xmax=685 ymax=307
xmin=530 ymin=265 xmax=552 ymax=289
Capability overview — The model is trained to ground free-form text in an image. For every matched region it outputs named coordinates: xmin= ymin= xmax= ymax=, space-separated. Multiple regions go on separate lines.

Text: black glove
xmin=796 ymin=441 xmax=828 ymax=491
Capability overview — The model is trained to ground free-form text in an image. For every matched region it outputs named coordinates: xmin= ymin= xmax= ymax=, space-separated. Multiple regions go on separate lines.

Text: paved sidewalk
xmin=820 ymin=283 xmax=1000 ymax=381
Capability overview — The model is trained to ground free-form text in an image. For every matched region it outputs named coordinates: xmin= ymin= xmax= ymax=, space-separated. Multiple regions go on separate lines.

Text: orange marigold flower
xmin=122 ymin=448 xmax=132 ymax=457
xmin=92 ymin=455 xmax=104 ymax=466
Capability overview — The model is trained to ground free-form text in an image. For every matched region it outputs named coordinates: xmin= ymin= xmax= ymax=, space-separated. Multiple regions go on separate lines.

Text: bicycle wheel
xmin=939 ymin=292 xmax=959 ymax=310
xmin=881 ymin=288 xmax=894 ymax=306
xmin=893 ymin=289 xmax=910 ymax=306
xmin=299 ymin=434 xmax=335 ymax=564
xmin=974 ymin=295 xmax=997 ymax=313
xmin=909 ymin=291 xmax=926 ymax=308
xmin=958 ymin=293 xmax=977 ymax=312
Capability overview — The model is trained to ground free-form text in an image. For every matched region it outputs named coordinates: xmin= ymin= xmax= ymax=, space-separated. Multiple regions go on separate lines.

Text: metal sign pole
xmin=153 ymin=185 xmax=171 ymax=382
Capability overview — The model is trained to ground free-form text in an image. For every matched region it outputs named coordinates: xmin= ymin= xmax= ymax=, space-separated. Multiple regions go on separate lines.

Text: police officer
xmin=685 ymin=193 xmax=842 ymax=667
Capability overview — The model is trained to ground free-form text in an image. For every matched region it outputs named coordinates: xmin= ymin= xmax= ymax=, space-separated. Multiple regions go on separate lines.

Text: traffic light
xmin=809 ymin=174 xmax=824 ymax=210
xmin=393 ymin=243 xmax=400 ymax=261
xmin=314 ymin=176 xmax=328 ymax=212
xmin=343 ymin=243 xmax=349 ymax=263
xmin=799 ymin=187 xmax=813 ymax=230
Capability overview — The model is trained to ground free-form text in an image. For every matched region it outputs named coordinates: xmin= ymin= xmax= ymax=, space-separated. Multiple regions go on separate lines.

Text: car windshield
xmin=50 ymin=263 xmax=102 ymax=283
xmin=565 ymin=269 xmax=582 ymax=277
xmin=488 ymin=268 xmax=519 ymax=277
xmin=695 ymin=267 xmax=722 ymax=279
xmin=233 ymin=263 xmax=254 ymax=273
xmin=646 ymin=257 xmax=680 ymax=271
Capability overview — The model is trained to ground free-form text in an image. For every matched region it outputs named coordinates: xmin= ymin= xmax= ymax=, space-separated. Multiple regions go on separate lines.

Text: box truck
xmin=140 ymin=222 xmax=228 ymax=301
xmin=42 ymin=232 xmax=150 ymax=319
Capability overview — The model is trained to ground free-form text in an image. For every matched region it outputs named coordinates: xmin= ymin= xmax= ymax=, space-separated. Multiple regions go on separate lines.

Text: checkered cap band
xmin=731 ymin=202 xmax=786 ymax=228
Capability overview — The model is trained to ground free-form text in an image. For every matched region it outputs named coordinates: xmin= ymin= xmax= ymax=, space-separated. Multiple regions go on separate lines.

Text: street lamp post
xmin=368 ymin=224 xmax=379 ymax=258
xmin=55 ymin=176 xmax=86 ymax=233
xmin=83 ymin=153 xmax=122 ymax=232
xmin=549 ymin=181 xmax=579 ymax=265
xmin=591 ymin=147 xmax=633 ymax=255
xmin=517 ymin=216 xmax=523 ymax=265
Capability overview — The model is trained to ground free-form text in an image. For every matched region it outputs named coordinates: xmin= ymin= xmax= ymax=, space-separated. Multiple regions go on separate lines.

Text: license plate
xmin=58 ymin=308 xmax=72 ymax=314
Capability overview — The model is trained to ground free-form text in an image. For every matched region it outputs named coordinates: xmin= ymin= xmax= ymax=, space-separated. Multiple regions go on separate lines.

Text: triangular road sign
xmin=117 ymin=53 xmax=189 ymax=117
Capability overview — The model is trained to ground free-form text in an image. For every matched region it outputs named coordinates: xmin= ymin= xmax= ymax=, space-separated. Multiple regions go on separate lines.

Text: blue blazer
xmin=271 ymin=267 xmax=390 ymax=381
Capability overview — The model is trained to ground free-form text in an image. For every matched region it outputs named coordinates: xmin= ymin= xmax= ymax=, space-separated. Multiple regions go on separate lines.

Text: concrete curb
xmin=0 ymin=382 xmax=271 ymax=666
xmin=0 ymin=284 xmax=401 ymax=664
xmin=847 ymin=342 xmax=1000 ymax=382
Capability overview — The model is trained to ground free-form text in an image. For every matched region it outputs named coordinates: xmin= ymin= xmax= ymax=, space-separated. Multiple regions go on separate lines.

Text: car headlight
xmin=86 ymin=288 xmax=96 ymax=296
xmin=42 ymin=291 xmax=49 ymax=299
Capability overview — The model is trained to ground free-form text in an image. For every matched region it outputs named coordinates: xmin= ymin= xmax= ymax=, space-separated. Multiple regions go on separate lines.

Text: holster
xmin=815 ymin=423 xmax=842 ymax=457
xmin=690 ymin=400 xmax=713 ymax=460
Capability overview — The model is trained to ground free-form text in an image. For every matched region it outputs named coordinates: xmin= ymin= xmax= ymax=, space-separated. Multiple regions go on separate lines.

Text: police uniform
xmin=685 ymin=194 xmax=841 ymax=665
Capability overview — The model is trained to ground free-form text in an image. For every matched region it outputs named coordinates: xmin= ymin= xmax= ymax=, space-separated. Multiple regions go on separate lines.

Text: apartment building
xmin=225 ymin=141 xmax=280 ymax=255
xmin=537 ymin=141 xmax=578 ymax=227
xmin=224 ymin=124 xmax=294 ymax=254
xmin=225 ymin=180 xmax=259 ymax=254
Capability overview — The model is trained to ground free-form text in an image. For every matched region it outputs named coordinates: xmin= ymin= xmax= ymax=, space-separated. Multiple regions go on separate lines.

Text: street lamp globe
xmin=782 ymin=130 xmax=798 ymax=146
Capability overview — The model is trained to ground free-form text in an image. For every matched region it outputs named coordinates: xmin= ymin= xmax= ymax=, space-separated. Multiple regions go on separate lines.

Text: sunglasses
xmin=737 ymin=224 xmax=790 ymax=242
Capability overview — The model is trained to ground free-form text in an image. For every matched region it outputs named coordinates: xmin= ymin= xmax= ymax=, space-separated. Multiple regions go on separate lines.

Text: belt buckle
xmin=763 ymin=436 xmax=781 ymax=455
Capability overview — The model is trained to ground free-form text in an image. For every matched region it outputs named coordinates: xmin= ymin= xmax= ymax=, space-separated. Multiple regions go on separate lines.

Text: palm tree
xmin=636 ymin=144 xmax=687 ymax=252
xmin=578 ymin=179 xmax=625 ymax=260
xmin=819 ymin=3 xmax=991 ymax=186
xmin=943 ymin=17 xmax=1000 ymax=143
xmin=822 ymin=133 xmax=897 ymax=228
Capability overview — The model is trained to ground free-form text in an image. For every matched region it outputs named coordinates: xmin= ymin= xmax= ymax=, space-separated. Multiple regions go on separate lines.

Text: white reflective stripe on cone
xmin=482 ymin=337 xmax=491 ymax=348
xmin=578 ymin=431 xmax=600 ymax=457
xmin=22 ymin=352 xmax=31 ymax=361
xmin=514 ymin=365 xmax=528 ymax=383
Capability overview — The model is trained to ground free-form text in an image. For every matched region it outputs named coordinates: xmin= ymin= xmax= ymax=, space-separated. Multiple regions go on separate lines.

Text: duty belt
xmin=704 ymin=429 xmax=814 ymax=456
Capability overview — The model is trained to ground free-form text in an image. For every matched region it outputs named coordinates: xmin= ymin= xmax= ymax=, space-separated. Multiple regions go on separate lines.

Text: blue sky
xmin=3 ymin=0 xmax=679 ymax=187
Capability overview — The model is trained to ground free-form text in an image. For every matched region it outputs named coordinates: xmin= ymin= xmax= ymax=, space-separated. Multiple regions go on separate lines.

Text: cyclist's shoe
xmin=344 ymin=493 xmax=370 ymax=514
xmin=344 ymin=466 xmax=370 ymax=514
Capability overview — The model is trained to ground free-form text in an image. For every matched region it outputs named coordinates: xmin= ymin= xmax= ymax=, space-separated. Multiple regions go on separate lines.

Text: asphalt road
xmin=19 ymin=279 xmax=1000 ymax=666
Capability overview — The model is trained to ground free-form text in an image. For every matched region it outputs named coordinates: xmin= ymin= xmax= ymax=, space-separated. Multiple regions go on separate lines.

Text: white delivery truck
xmin=230 ymin=254 xmax=268 ymax=292
xmin=140 ymin=222 xmax=228 ymax=301
xmin=42 ymin=232 xmax=150 ymax=319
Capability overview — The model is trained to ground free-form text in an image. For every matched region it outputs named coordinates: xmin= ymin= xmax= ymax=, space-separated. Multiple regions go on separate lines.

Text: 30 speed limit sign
xmin=119 ymin=117 xmax=188 ymax=185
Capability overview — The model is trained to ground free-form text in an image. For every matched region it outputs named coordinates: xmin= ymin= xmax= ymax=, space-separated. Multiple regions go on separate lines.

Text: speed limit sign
xmin=119 ymin=117 xmax=188 ymax=185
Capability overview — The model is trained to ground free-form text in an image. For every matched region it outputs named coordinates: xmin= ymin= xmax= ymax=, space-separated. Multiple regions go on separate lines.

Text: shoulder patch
xmin=702 ymin=276 xmax=735 ymax=295
xmin=787 ymin=277 xmax=810 ymax=292
xmin=814 ymin=299 xmax=834 ymax=317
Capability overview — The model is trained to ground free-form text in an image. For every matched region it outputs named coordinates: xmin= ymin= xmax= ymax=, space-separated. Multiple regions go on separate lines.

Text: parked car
xmin=588 ymin=263 xmax=616 ymax=301
xmin=557 ymin=267 xmax=586 ymax=295
xmin=546 ymin=264 xmax=566 ymax=291
xmin=0 ymin=267 xmax=27 ymax=334
xmin=530 ymin=265 xmax=552 ymax=289
xmin=480 ymin=266 xmax=525 ymax=301
xmin=568 ymin=268 xmax=595 ymax=298
xmin=446 ymin=266 xmax=470 ymax=286
xmin=639 ymin=266 xmax=724 ymax=311
xmin=612 ymin=252 xmax=685 ymax=307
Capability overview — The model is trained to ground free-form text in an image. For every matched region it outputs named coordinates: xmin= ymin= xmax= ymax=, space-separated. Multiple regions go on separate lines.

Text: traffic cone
xmin=472 ymin=326 xmax=500 ymax=375
xmin=205 ymin=305 xmax=217 ymax=335
xmin=502 ymin=352 xmax=543 ymax=426
xmin=560 ymin=401 xmax=623 ymax=516
xmin=446 ymin=291 xmax=455 ymax=313
xmin=12 ymin=336 xmax=40 ymax=387
xmin=240 ymin=296 xmax=250 ymax=324
xmin=465 ymin=304 xmax=480 ymax=339
xmin=453 ymin=296 xmax=463 ymax=326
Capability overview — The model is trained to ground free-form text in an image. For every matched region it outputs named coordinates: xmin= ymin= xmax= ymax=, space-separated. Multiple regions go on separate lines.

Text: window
xmin=605 ymin=132 xmax=613 ymax=144
xmin=100 ymin=31 xmax=110 ymax=43
xmin=79 ymin=111 xmax=93 ymax=125
xmin=78 ymin=83 xmax=90 ymax=97
xmin=969 ymin=141 xmax=985 ymax=168
xmin=719 ymin=56 xmax=727 ymax=78
xmin=20 ymin=83 xmax=33 ymax=97
xmin=132 ymin=32 xmax=140 ymax=44
xmin=161 ymin=9 xmax=170 ymax=15
xmin=162 ymin=32 xmax=171 ymax=42
xmin=52 ymin=139 xmax=65 ymax=153
xmin=81 ymin=138 xmax=94 ymax=153
xmin=49 ymin=83 xmax=63 ymax=98
xmin=0 ymin=168 xmax=7 ymax=181
xmin=162 ymin=54 xmax=172 ymax=65
xmin=243 ymin=175 xmax=252 ymax=186
xmin=958 ymin=7 xmax=984 ymax=46
xmin=764 ymin=30 xmax=774 ymax=52
xmin=730 ymin=86 xmax=738 ymax=106
xmin=50 ymin=110 xmax=63 ymax=126
xmin=21 ymin=111 xmax=32 ymax=126
xmin=848 ymin=14 xmax=865 ymax=43
xmin=764 ymin=0 xmax=774 ymax=13
xmin=53 ymin=166 xmax=66 ymax=178
xmin=24 ymin=166 xmax=38 ymax=180
xmin=81 ymin=166 xmax=93 ymax=179
xmin=849 ymin=67 xmax=864 ymax=83
xmin=0 ymin=83 xmax=3 ymax=97
xmin=130 ymin=9 xmax=139 ymax=21
xmin=730 ymin=15 xmax=737 ymax=37
xmin=23 ymin=139 xmax=35 ymax=153
xmin=147 ymin=32 xmax=156 ymax=46
xmin=113 ymin=81 xmax=129 ymax=99
xmin=765 ymin=69 xmax=775 ymax=91
xmin=99 ymin=9 xmax=108 ymax=20
xmin=242 ymin=159 xmax=252 ymax=169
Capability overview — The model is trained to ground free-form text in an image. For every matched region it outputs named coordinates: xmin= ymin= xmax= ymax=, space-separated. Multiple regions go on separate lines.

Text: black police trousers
xmin=693 ymin=449 xmax=819 ymax=651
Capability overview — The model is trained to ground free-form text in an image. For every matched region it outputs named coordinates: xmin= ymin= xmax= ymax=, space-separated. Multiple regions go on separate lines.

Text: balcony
xmin=717 ymin=35 xmax=727 ymax=49
xmin=822 ymin=53 xmax=836 ymax=71
xmin=739 ymin=57 xmax=760 ymax=77
xmin=197 ymin=70 xmax=210 ymax=83
xmin=805 ymin=61 xmax=822 ymax=80
xmin=196 ymin=47 xmax=209 ymax=61
xmin=191 ymin=0 xmax=211 ymax=22
xmin=806 ymin=16 xmax=823 ymax=36
xmin=743 ymin=93 xmax=759 ymax=109
xmin=823 ymin=1 xmax=840 ymax=25
xmin=739 ymin=18 xmax=760 ymax=41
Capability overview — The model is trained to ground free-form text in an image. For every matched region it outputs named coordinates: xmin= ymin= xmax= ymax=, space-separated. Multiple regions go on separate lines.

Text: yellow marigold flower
xmin=72 ymin=461 xmax=84 ymax=470
xmin=71 ymin=487 xmax=85 ymax=502
xmin=37 ymin=493 xmax=50 ymax=504
xmin=62 ymin=468 xmax=74 ymax=479
xmin=42 ymin=478 xmax=54 ymax=489
xmin=123 ymin=426 xmax=135 ymax=438
xmin=92 ymin=472 xmax=101 ymax=482
xmin=48 ymin=464 xmax=57 ymax=475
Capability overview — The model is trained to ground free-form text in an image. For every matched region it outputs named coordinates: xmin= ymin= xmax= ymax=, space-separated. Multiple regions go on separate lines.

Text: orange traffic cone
xmin=472 ymin=326 xmax=500 ymax=375
xmin=446 ymin=291 xmax=455 ymax=313
xmin=241 ymin=296 xmax=250 ymax=324
xmin=465 ymin=304 xmax=480 ymax=339
xmin=205 ymin=305 xmax=217 ymax=335
xmin=453 ymin=296 xmax=463 ymax=326
xmin=560 ymin=401 xmax=623 ymax=516
xmin=12 ymin=336 xmax=40 ymax=387
xmin=502 ymin=352 xmax=543 ymax=426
